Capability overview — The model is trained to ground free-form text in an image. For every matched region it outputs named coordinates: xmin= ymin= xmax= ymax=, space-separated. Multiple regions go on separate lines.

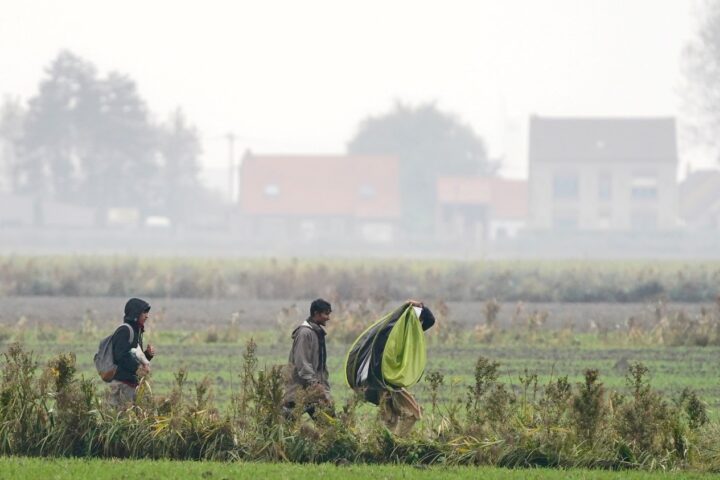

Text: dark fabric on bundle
xmin=346 ymin=302 xmax=436 ymax=404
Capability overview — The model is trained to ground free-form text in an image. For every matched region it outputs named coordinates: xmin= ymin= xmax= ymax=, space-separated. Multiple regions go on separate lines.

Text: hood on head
xmin=124 ymin=298 xmax=151 ymax=324
xmin=292 ymin=319 xmax=325 ymax=340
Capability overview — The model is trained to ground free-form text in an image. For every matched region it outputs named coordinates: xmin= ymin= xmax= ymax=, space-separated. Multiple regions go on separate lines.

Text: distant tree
xmin=348 ymin=102 xmax=496 ymax=232
xmin=0 ymin=96 xmax=26 ymax=193
xmin=684 ymin=0 xmax=720 ymax=160
xmin=156 ymin=109 xmax=203 ymax=224
xmin=79 ymin=71 xmax=158 ymax=212
xmin=20 ymin=51 xmax=96 ymax=199
xmin=14 ymin=50 xmax=208 ymax=222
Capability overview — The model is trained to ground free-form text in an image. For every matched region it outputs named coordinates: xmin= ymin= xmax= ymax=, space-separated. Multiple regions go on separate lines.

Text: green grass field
xmin=0 ymin=457 xmax=715 ymax=480
xmin=2 ymin=256 xmax=720 ymax=471
xmin=15 ymin=333 xmax=720 ymax=415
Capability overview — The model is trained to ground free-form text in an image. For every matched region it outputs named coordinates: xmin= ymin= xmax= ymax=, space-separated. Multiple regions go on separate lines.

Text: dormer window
xmin=631 ymin=175 xmax=657 ymax=200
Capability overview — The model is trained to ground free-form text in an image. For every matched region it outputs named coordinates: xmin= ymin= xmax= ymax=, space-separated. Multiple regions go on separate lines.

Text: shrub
xmin=615 ymin=363 xmax=673 ymax=457
xmin=0 ymin=343 xmax=717 ymax=469
xmin=571 ymin=369 xmax=606 ymax=444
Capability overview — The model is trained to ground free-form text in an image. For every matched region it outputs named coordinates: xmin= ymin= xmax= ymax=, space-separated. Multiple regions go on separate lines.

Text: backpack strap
xmin=113 ymin=323 xmax=134 ymax=345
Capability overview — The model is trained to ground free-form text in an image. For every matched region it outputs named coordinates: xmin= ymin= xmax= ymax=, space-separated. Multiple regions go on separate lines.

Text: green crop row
xmin=1 ymin=256 xmax=720 ymax=302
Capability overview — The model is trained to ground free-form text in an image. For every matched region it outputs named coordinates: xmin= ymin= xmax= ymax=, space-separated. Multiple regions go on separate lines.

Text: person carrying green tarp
xmin=345 ymin=299 xmax=436 ymax=435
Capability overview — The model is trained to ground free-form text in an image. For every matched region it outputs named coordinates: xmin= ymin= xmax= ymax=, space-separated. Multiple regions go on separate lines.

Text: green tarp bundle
xmin=344 ymin=302 xmax=427 ymax=393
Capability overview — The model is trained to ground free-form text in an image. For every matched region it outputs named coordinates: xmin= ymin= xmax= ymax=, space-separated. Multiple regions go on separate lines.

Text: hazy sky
xmin=0 ymin=0 xmax=703 ymax=196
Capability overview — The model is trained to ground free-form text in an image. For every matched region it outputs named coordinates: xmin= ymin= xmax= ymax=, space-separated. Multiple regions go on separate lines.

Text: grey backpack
xmin=94 ymin=324 xmax=134 ymax=382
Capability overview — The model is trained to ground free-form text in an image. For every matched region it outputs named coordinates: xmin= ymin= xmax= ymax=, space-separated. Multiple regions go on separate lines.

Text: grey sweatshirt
xmin=283 ymin=319 xmax=331 ymax=404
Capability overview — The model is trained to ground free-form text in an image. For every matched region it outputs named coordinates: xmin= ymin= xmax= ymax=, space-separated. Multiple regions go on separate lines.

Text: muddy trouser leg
xmin=381 ymin=390 xmax=420 ymax=435
xmin=282 ymin=402 xmax=296 ymax=420
xmin=379 ymin=391 xmax=400 ymax=431
xmin=283 ymin=401 xmax=314 ymax=420
xmin=107 ymin=381 xmax=136 ymax=408
xmin=395 ymin=414 xmax=419 ymax=436
xmin=283 ymin=402 xmax=327 ymax=421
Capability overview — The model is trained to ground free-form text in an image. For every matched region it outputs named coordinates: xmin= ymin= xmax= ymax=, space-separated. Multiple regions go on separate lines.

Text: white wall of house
xmin=530 ymin=161 xmax=678 ymax=230
xmin=0 ymin=194 xmax=33 ymax=226
xmin=489 ymin=219 xmax=525 ymax=239
xmin=44 ymin=202 xmax=96 ymax=228
xmin=359 ymin=221 xmax=394 ymax=243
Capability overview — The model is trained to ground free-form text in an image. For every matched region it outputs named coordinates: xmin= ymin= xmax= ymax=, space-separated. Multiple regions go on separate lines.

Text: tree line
xmin=0 ymin=50 xmax=500 ymax=232
xmin=0 ymin=50 xmax=207 ymax=226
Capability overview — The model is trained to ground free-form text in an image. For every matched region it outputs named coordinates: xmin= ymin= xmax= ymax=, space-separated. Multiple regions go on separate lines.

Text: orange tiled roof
xmin=240 ymin=154 xmax=401 ymax=219
xmin=437 ymin=177 xmax=491 ymax=204
xmin=437 ymin=176 xmax=527 ymax=220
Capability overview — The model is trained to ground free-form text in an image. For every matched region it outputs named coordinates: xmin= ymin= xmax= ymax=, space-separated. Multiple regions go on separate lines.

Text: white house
xmin=528 ymin=116 xmax=678 ymax=231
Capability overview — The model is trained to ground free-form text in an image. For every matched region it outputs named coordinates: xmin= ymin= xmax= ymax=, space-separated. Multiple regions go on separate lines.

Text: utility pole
xmin=238 ymin=148 xmax=250 ymax=208
xmin=226 ymin=132 xmax=236 ymax=203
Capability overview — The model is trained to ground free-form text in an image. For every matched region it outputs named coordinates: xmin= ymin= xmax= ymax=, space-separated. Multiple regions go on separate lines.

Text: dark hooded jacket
xmin=112 ymin=298 xmax=152 ymax=385
xmin=283 ymin=319 xmax=330 ymax=405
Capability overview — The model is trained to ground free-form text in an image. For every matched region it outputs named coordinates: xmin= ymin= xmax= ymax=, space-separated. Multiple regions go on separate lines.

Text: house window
xmin=552 ymin=211 xmax=579 ymax=230
xmin=263 ymin=184 xmax=279 ymax=197
xmin=553 ymin=174 xmax=579 ymax=200
xmin=631 ymin=175 xmax=657 ymax=200
xmin=598 ymin=173 xmax=612 ymax=201
xmin=597 ymin=208 xmax=612 ymax=229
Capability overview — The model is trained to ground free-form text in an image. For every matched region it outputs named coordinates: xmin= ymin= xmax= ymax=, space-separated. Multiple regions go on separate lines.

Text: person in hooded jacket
xmin=364 ymin=299 xmax=435 ymax=436
xmin=108 ymin=298 xmax=156 ymax=408
xmin=283 ymin=298 xmax=333 ymax=419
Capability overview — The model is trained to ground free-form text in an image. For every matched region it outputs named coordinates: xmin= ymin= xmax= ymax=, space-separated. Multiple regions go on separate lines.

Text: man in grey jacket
xmin=283 ymin=298 xmax=332 ymax=419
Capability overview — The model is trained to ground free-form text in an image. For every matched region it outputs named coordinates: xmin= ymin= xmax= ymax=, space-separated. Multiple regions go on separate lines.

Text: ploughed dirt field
xmin=0 ymin=295 xmax=709 ymax=332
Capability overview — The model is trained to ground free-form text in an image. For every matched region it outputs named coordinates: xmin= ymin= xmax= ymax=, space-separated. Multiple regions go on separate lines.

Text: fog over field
xmin=1 ymin=1 xmax=719 ymax=258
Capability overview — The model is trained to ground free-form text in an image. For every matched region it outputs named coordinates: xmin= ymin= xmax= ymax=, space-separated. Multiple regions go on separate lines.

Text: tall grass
xmin=0 ymin=341 xmax=718 ymax=471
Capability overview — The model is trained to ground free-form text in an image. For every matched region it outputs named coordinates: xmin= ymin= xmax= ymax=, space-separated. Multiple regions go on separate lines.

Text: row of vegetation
xmin=2 ymin=295 xmax=720 ymax=349
xmin=467 ymin=297 xmax=720 ymax=348
xmin=1 ymin=257 xmax=720 ymax=302
xmin=1 ymin=341 xmax=718 ymax=471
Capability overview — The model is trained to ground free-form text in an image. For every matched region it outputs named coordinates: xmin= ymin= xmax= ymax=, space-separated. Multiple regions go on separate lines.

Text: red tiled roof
xmin=437 ymin=176 xmax=528 ymax=220
xmin=490 ymin=178 xmax=528 ymax=220
xmin=240 ymin=154 xmax=401 ymax=218
xmin=437 ymin=177 xmax=491 ymax=204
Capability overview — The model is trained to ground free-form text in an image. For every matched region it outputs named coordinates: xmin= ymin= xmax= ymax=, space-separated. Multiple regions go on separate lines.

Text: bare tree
xmin=684 ymin=0 xmax=720 ymax=161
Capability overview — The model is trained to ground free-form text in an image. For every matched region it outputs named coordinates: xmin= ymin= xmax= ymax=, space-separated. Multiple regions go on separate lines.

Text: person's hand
xmin=406 ymin=299 xmax=423 ymax=308
xmin=145 ymin=343 xmax=156 ymax=357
